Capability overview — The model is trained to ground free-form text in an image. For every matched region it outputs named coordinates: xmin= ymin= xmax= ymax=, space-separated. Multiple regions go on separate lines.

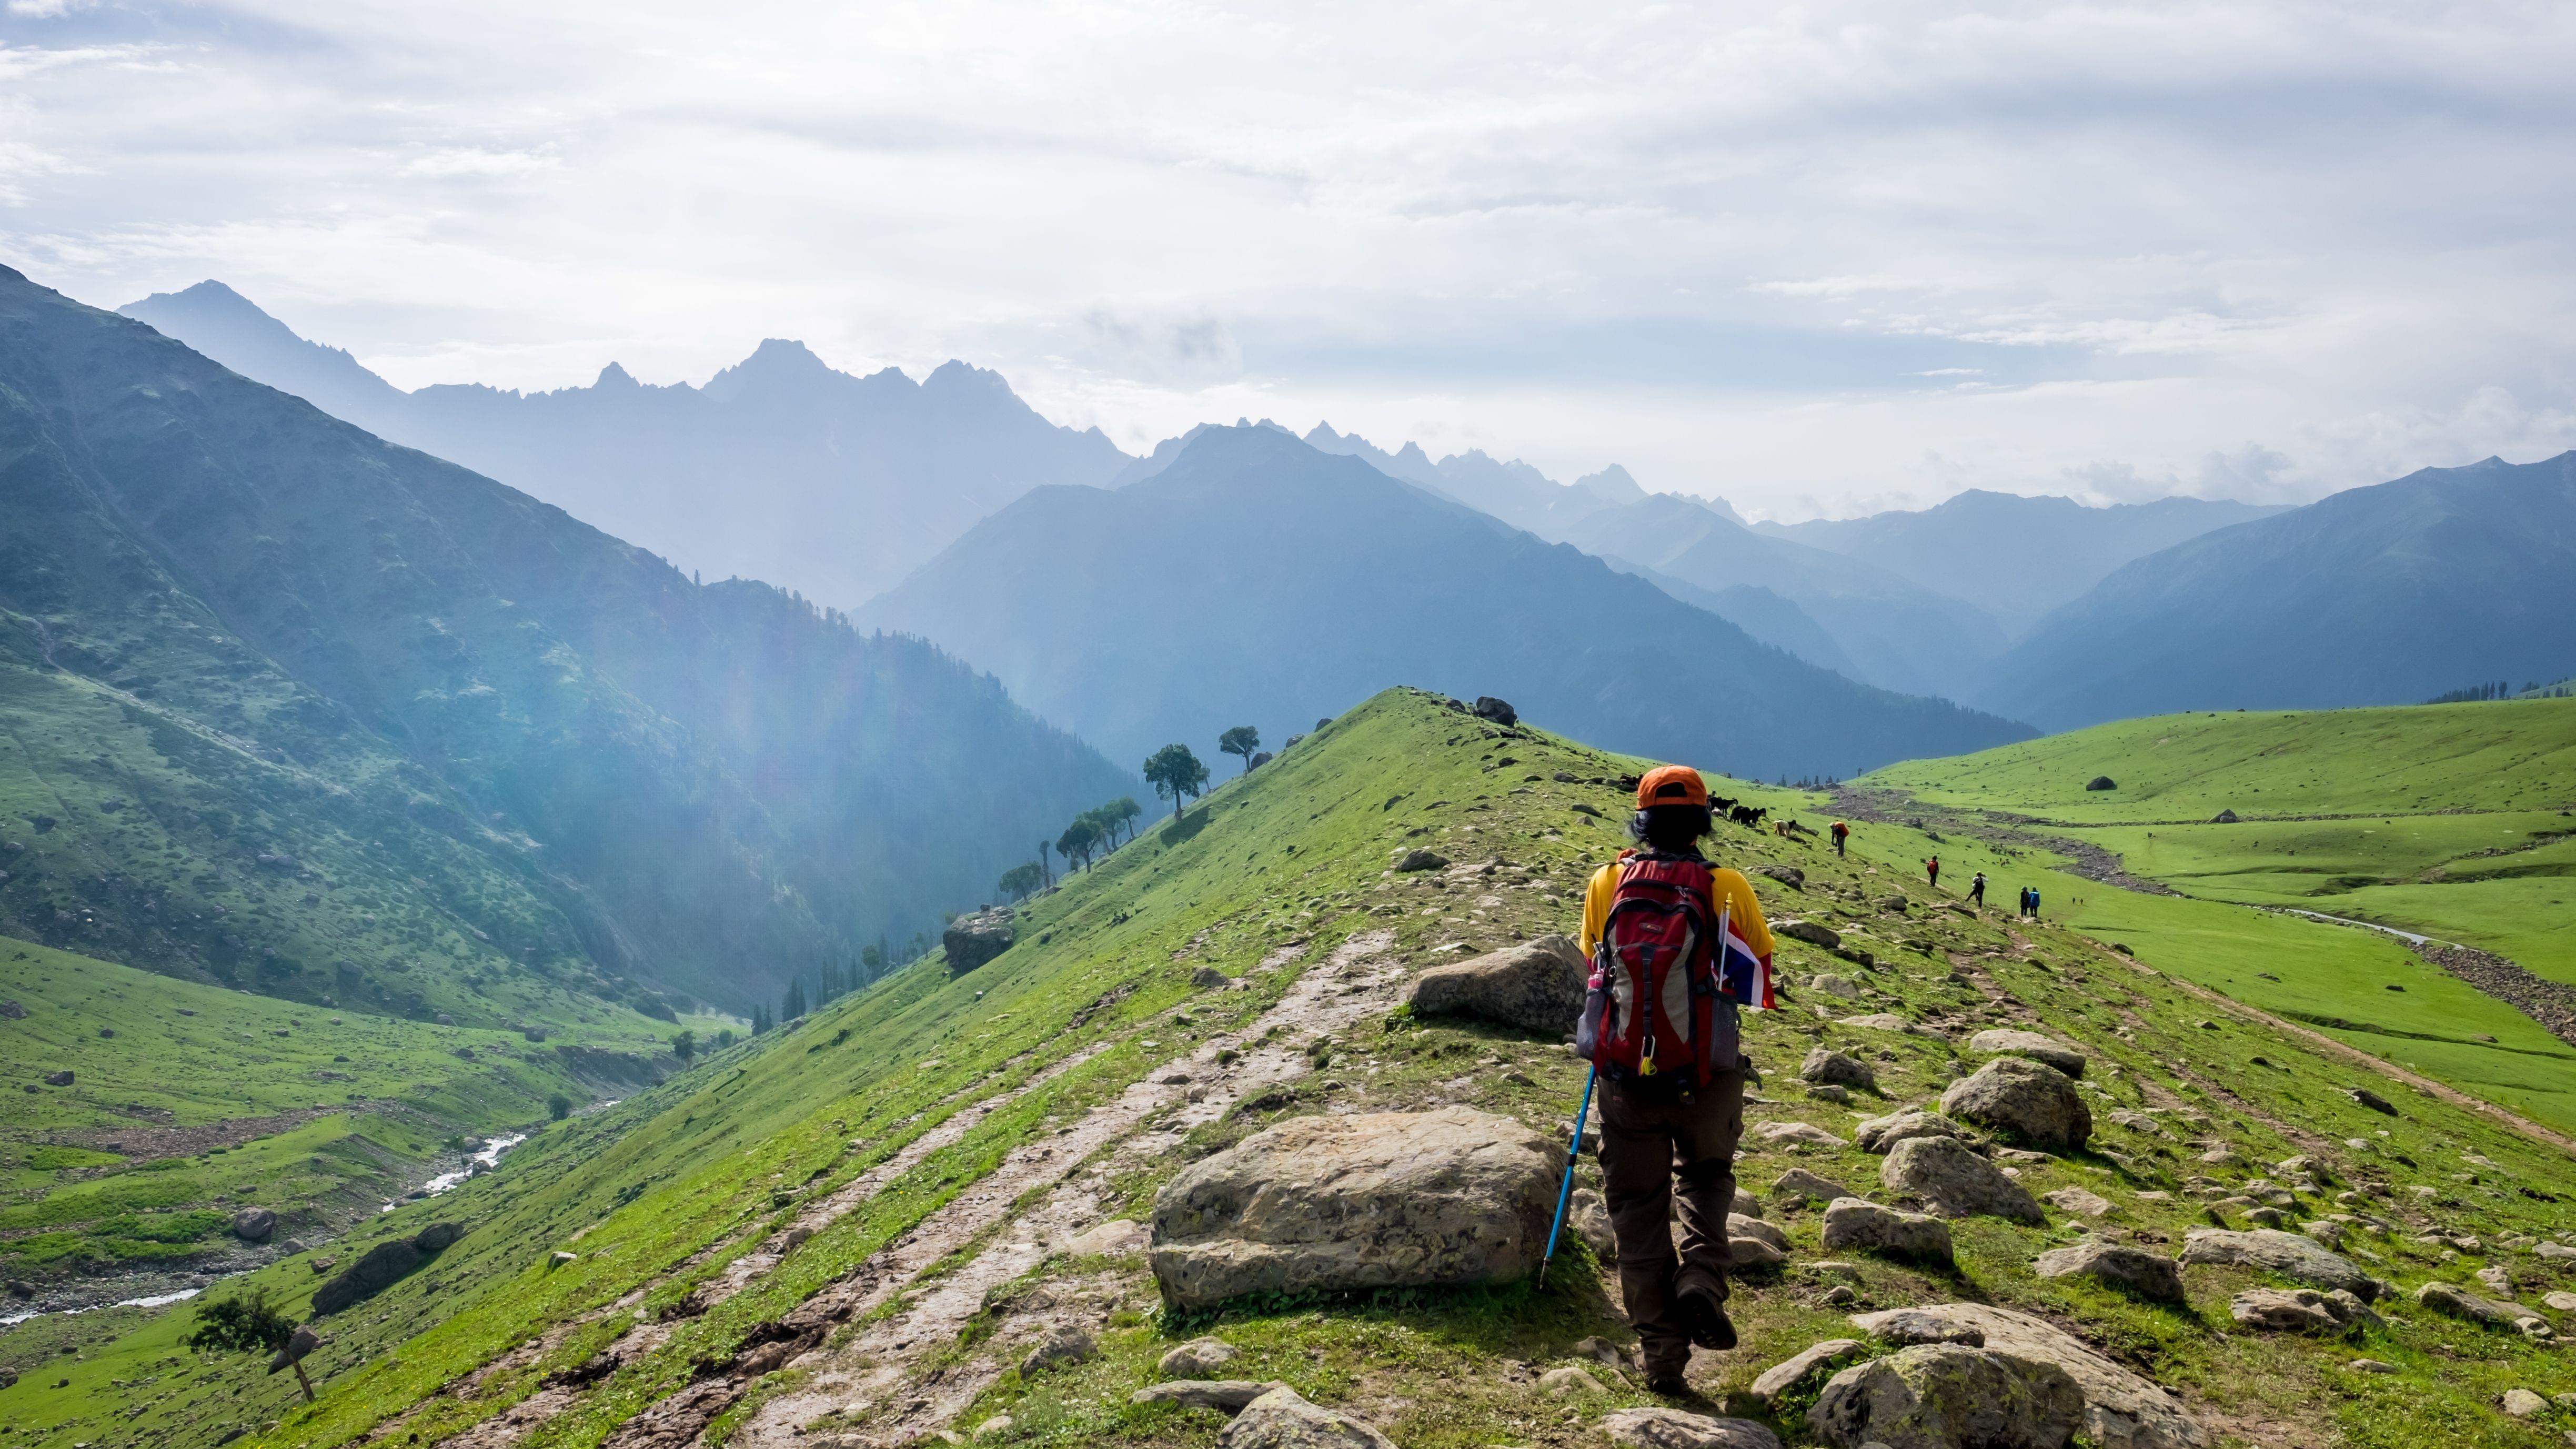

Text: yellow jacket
xmin=1577 ymin=853 xmax=1776 ymax=964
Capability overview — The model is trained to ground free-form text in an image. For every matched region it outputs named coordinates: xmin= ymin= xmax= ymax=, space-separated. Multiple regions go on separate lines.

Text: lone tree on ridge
xmin=1144 ymin=743 xmax=1211 ymax=820
xmin=1219 ymin=726 xmax=1262 ymax=776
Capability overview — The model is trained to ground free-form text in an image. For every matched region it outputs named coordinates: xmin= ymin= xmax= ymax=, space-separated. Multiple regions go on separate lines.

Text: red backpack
xmin=1575 ymin=851 xmax=1739 ymax=1086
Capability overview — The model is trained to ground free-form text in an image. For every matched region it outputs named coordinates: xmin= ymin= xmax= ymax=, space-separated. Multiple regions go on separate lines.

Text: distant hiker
xmin=1924 ymin=855 xmax=1940 ymax=888
xmin=2028 ymin=887 xmax=2042 ymax=920
xmin=1575 ymin=765 xmax=1776 ymax=1394
xmin=1830 ymin=820 xmax=1849 ymax=857
xmin=1969 ymin=871 xmax=1986 ymax=907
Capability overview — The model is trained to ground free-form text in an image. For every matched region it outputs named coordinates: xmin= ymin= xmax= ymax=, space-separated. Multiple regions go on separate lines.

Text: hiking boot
xmin=1645 ymin=1368 xmax=1693 ymax=1396
xmin=1678 ymin=1287 xmax=1736 ymax=1350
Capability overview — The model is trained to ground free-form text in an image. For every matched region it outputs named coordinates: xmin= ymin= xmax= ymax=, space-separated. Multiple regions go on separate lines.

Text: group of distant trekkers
xmin=1917 ymin=853 xmax=2040 ymax=917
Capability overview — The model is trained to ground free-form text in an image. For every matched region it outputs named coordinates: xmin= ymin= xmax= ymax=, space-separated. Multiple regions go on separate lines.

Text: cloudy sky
xmin=4 ymin=1 xmax=2573 ymax=518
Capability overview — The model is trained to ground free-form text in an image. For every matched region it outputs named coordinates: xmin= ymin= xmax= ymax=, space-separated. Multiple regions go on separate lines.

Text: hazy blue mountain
xmin=1977 ymin=454 xmax=2576 ymax=730
xmin=9 ymin=267 xmax=1129 ymax=1015
xmin=1594 ymin=562 xmax=1861 ymax=679
xmin=117 ymin=281 xmax=1133 ymax=605
xmin=861 ymin=425 xmax=2031 ymax=779
xmin=1562 ymin=493 xmax=2010 ymax=702
xmin=1301 ymin=422 xmax=1718 ymax=537
xmin=1758 ymin=489 xmax=2290 ymax=637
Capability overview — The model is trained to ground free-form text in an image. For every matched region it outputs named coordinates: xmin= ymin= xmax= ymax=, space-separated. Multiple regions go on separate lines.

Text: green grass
xmin=14 ymin=688 xmax=2576 ymax=1449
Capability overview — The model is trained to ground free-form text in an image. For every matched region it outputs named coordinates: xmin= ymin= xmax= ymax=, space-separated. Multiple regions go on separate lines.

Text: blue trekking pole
xmin=1537 ymin=1060 xmax=1601 ymax=1289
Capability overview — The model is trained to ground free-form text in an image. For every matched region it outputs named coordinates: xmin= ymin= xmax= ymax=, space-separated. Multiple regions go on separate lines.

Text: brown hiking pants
xmin=1596 ymin=1066 xmax=1746 ymax=1375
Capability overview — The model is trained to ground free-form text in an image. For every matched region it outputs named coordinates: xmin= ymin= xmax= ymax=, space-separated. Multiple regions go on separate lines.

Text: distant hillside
xmin=862 ymin=425 xmax=2031 ymax=777
xmin=6 ymin=267 xmax=1131 ymax=1017
xmin=116 ymin=281 xmax=1132 ymax=605
xmin=1760 ymin=490 xmax=2288 ymax=636
xmin=1302 ymin=422 xmax=1676 ymax=537
xmin=1978 ymin=453 xmax=2576 ymax=730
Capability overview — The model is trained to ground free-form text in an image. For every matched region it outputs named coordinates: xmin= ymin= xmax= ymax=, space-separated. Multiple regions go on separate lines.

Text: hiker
xmin=1968 ymin=871 xmax=1986 ymax=907
xmin=2027 ymin=886 xmax=2042 ymax=921
xmin=2017 ymin=886 xmax=2034 ymax=918
xmin=1830 ymin=820 xmax=1848 ymax=857
xmin=1924 ymin=854 xmax=1940 ymax=888
xmin=1575 ymin=765 xmax=1775 ymax=1393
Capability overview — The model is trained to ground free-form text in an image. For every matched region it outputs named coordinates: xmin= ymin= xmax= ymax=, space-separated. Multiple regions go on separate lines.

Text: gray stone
xmin=2034 ymin=1240 xmax=2185 ymax=1303
xmin=1802 ymin=1049 xmax=1877 ymax=1090
xmin=1401 ymin=935 xmax=1585 ymax=1035
xmin=1777 ymin=919 xmax=1843 ymax=949
xmin=2416 ymin=1281 xmax=2551 ymax=1335
xmin=1855 ymin=1109 xmax=1967 ymax=1154
xmin=1808 ymin=1344 xmax=2085 ymax=1449
xmin=1159 ymin=1338 xmax=1240 ymax=1377
xmin=2179 ymin=1229 xmax=2377 ymax=1299
xmin=1837 ymin=1012 xmax=1934 ymax=1036
xmin=2347 ymin=1359 xmax=2397 ymax=1373
xmin=1219 ymin=1385 xmax=1396 ymax=1449
xmin=1758 ymin=865 xmax=1806 ymax=890
xmin=1967 ymin=1030 xmax=2088 ymax=1079
xmin=1569 ymin=1187 xmax=1617 ymax=1257
xmin=973 ymin=1415 xmax=1012 ymax=1441
xmin=1574 ymin=1334 xmax=1626 ymax=1367
xmin=41 ymin=1070 xmax=72 ymax=1086
xmin=1849 ymin=1304 xmax=2210 ymax=1449
xmin=1809 ymin=974 xmax=1864 ymax=1001
xmin=1773 ymin=1168 xmax=1854 ymax=1205
xmin=1021 ymin=1324 xmax=1094 ymax=1375
xmin=1729 ymin=1235 xmax=1789 ymax=1270
xmin=1861 ymin=1310 xmax=1987 ymax=1347
xmin=943 ymin=908 xmax=1014 ymax=976
xmin=1392 ymin=849 xmax=1450 ymax=873
xmin=1881 ymin=1136 xmax=2045 ymax=1224
xmin=2042 ymin=1187 xmax=2114 ymax=1218
xmin=1729 ymin=1213 xmax=1790 ymax=1252
xmin=1599 ymin=1408 xmax=1784 ymax=1449
xmin=1539 ymin=1365 xmax=1606 ymax=1395
xmin=1064 ymin=1219 xmax=1149 ymax=1256
xmin=1755 ymin=1121 xmax=1849 ymax=1148
xmin=2502 ymin=1389 xmax=2549 ymax=1418
xmin=1150 ymin=1106 xmax=1556 ymax=1311
xmin=229 ymin=1207 xmax=277 ymax=1242
xmin=2544 ymin=1291 xmax=2576 ymax=1312
xmin=1132 ymin=1380 xmax=1288 ymax=1413
xmin=1752 ymin=1340 xmax=1866 ymax=1404
xmin=2228 ymin=1289 xmax=2374 ymax=1334
xmin=1940 ymin=1057 xmax=2091 ymax=1152
xmin=1821 ymin=1198 xmax=1954 ymax=1262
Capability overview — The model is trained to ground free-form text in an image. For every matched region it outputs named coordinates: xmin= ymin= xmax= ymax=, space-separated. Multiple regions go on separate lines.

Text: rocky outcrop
xmin=1219 ymin=1385 xmax=1396 ymax=1448
xmin=2229 ymin=1288 xmax=2376 ymax=1334
xmin=2042 ymin=1187 xmax=2114 ymax=1218
xmin=311 ymin=1222 xmax=464 ymax=1315
xmin=2033 ymin=1240 xmax=2184 ymax=1302
xmin=1881 ymin=1136 xmax=2044 ymax=1223
xmin=1849 ymin=1304 xmax=2210 ymax=1449
xmin=229 ymin=1207 xmax=277 ymax=1242
xmin=1809 ymin=1344 xmax=2085 ymax=1449
xmin=2415 ymin=1281 xmax=2552 ymax=1336
xmin=1020 ymin=1324 xmax=1094 ymax=1375
xmin=1820 ymin=1198 xmax=1953 ymax=1261
xmin=943 ymin=908 xmax=1014 ymax=976
xmin=1776 ymin=919 xmax=1841 ymax=949
xmin=1750 ymin=1339 xmax=1866 ymax=1404
xmin=1133 ymin=1380 xmax=1285 ymax=1413
xmin=1856 ymin=1109 xmax=1966 ymax=1154
xmin=1939 ymin=1058 xmax=2090 ymax=1152
xmin=1150 ymin=1107 xmax=1556 ymax=1311
xmin=1392 ymin=849 xmax=1449 ymax=872
xmin=1401 ymin=935 xmax=1584 ymax=1035
xmin=1967 ymin=1030 xmax=2087 ymax=1079
xmin=1599 ymin=1408 xmax=1784 ymax=1449
xmin=1800 ymin=1049 xmax=1876 ymax=1090
xmin=2179 ymin=1229 xmax=2378 ymax=1299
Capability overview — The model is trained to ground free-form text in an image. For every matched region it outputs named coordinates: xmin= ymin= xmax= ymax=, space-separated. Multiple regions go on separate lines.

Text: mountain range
xmin=117 ymin=281 xmax=1133 ymax=606
xmin=860 ymin=424 xmax=2034 ymax=777
xmin=6 ymin=267 xmax=1130 ymax=1018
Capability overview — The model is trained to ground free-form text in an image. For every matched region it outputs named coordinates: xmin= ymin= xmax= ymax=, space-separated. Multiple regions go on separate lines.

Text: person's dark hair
xmin=1626 ymin=803 xmax=1713 ymax=853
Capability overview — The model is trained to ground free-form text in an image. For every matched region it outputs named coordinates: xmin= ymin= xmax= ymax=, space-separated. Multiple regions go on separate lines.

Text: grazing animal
xmin=1729 ymin=804 xmax=1768 ymax=827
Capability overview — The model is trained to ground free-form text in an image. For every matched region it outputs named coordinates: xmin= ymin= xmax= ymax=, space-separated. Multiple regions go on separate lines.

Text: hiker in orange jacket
xmin=1575 ymin=765 xmax=1775 ymax=1393
xmin=1830 ymin=820 xmax=1849 ymax=857
xmin=1925 ymin=854 xmax=1940 ymax=888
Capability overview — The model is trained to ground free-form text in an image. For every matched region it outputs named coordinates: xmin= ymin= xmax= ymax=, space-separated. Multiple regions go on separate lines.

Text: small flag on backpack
xmin=1714 ymin=903 xmax=1776 ymax=1010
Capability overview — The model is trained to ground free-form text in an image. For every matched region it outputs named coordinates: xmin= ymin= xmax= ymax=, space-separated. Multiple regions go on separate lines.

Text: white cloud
xmin=0 ymin=1 xmax=2571 ymax=517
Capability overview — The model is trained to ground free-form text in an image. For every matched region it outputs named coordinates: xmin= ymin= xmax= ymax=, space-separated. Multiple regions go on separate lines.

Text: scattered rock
xmin=2229 ymin=1289 xmax=2375 ymax=1334
xmin=1838 ymin=1013 xmax=1935 ymax=1037
xmin=1150 ymin=1106 xmax=1556 ymax=1310
xmin=2416 ymin=1281 xmax=2551 ymax=1335
xmin=1219 ymin=1385 xmax=1396 ymax=1448
xmin=1808 ymin=974 xmax=1865 ymax=1002
xmin=1751 ymin=1340 xmax=1866 ymax=1405
xmin=1132 ymin=1380 xmax=1283 ymax=1413
xmin=1809 ymin=1343 xmax=2085 ymax=1449
xmin=1574 ymin=1334 xmax=1626 ymax=1367
xmin=1191 ymin=965 xmax=1232 ymax=989
xmin=1159 ymin=1338 xmax=1240 ymax=1377
xmin=1772 ymin=1168 xmax=1854 ymax=1205
xmin=1472 ymin=697 xmax=1517 ymax=726
xmin=1881 ymin=1136 xmax=2044 ymax=1223
xmin=1728 ymin=1235 xmax=1789 ymax=1270
xmin=2210 ymin=810 xmax=2239 ymax=823
xmin=0 ymin=1000 xmax=21 ymax=1020
xmin=1755 ymin=1121 xmax=1848 ymax=1149
xmin=1821 ymin=1198 xmax=1954 ymax=1262
xmin=1569 ymin=1188 xmax=1616 ymax=1256
xmin=943 ymin=908 xmax=1014 ymax=976
xmin=2347 ymin=1087 xmax=2398 ymax=1116
xmin=1801 ymin=1049 xmax=1876 ymax=1090
xmin=2085 ymin=776 xmax=2117 ymax=791
xmin=1539 ymin=1365 xmax=1606 ymax=1395
xmin=1599 ymin=1408 xmax=1784 ymax=1449
xmin=1401 ymin=935 xmax=1584 ymax=1035
xmin=1392 ymin=850 xmax=1450 ymax=873
xmin=2042 ymin=1187 xmax=2114 ymax=1218
xmin=1064 ymin=1219 xmax=1150 ymax=1256
xmin=1021 ymin=1325 xmax=1095 ymax=1375
xmin=2034 ymin=1240 xmax=2185 ymax=1303
xmin=2347 ymin=1359 xmax=2397 ymax=1374
xmin=2180 ymin=1229 xmax=2378 ymax=1299
xmin=1776 ymin=919 xmax=1842 ymax=949
xmin=2476 ymin=1264 xmax=2514 ymax=1294
xmin=2544 ymin=1291 xmax=2576 ymax=1312
xmin=1856 ymin=1109 xmax=1967 ymax=1154
xmin=1967 ymin=1030 xmax=2087 ymax=1079
xmin=1729 ymin=1213 xmax=1791 ymax=1252
xmin=229 ymin=1207 xmax=277 ymax=1242
xmin=41 ymin=1070 xmax=72 ymax=1086
xmin=2502 ymin=1389 xmax=2549 ymax=1418
xmin=1848 ymin=1304 xmax=2211 ymax=1449
xmin=1940 ymin=1057 xmax=2090 ymax=1152
xmin=1757 ymin=865 xmax=1806 ymax=890
xmin=972 ymin=1415 xmax=1013 ymax=1441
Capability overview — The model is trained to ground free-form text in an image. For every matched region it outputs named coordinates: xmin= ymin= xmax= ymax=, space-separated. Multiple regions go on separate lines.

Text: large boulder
xmin=2230 ymin=1289 xmax=2376 ymax=1335
xmin=229 ymin=1207 xmax=277 ymax=1242
xmin=1809 ymin=1344 xmax=2085 ymax=1449
xmin=1849 ymin=1304 xmax=2210 ymax=1449
xmin=1856 ymin=1109 xmax=1966 ymax=1154
xmin=1939 ymin=1058 xmax=2090 ymax=1152
xmin=1599 ymin=1408 xmax=1784 ymax=1449
xmin=1771 ymin=1168 xmax=1854 ymax=1205
xmin=2415 ymin=1281 xmax=2552 ymax=1336
xmin=1752 ymin=1340 xmax=1866 ymax=1405
xmin=1967 ymin=1030 xmax=2087 ymax=1079
xmin=1219 ymin=1385 xmax=1395 ymax=1448
xmin=1160 ymin=1338 xmax=1240 ymax=1377
xmin=2178 ymin=1229 xmax=2377 ymax=1299
xmin=1150 ymin=1107 xmax=1556 ymax=1311
xmin=943 ymin=908 xmax=1014 ymax=976
xmin=1800 ymin=1049 xmax=1876 ymax=1090
xmin=1881 ymin=1136 xmax=2044 ymax=1223
xmin=2032 ymin=1240 xmax=2183 ymax=1303
xmin=1776 ymin=919 xmax=1842 ymax=949
xmin=1820 ymin=1198 xmax=1953 ymax=1262
xmin=1400 ymin=935 xmax=1584 ymax=1035
xmin=1133 ymin=1380 xmax=1287 ymax=1413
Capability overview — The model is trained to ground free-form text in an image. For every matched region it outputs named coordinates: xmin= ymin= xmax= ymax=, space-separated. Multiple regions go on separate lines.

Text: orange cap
xmin=1635 ymin=764 xmax=1708 ymax=810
